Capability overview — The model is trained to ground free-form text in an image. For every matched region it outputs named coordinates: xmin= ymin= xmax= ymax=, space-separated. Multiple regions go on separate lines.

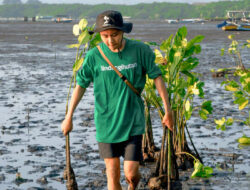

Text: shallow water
xmin=0 ymin=20 xmax=249 ymax=190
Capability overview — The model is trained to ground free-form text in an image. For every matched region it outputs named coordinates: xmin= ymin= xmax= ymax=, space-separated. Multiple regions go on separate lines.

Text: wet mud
xmin=0 ymin=20 xmax=249 ymax=190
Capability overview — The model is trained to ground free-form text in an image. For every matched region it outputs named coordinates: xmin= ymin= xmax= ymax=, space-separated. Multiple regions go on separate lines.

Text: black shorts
xmin=98 ymin=135 xmax=143 ymax=161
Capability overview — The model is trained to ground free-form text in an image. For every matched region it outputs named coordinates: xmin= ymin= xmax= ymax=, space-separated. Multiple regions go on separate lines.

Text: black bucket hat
xmin=91 ymin=10 xmax=133 ymax=33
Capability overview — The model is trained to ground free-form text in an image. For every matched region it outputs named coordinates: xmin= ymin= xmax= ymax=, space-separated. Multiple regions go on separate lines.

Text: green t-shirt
xmin=76 ymin=38 xmax=161 ymax=143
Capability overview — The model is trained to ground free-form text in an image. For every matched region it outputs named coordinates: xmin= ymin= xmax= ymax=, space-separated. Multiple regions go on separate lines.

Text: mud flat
xmin=0 ymin=20 xmax=249 ymax=190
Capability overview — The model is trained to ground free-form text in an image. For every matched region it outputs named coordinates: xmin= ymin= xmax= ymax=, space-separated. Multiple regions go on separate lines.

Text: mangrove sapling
xmin=214 ymin=69 xmax=250 ymax=143
xmin=144 ymin=80 xmax=179 ymax=190
xmin=141 ymin=41 xmax=170 ymax=163
xmin=213 ymin=38 xmax=250 ymax=146
xmin=222 ymin=35 xmax=247 ymax=71
xmin=63 ymin=18 xmax=101 ymax=190
xmin=153 ymin=26 xmax=213 ymax=170
xmin=145 ymin=27 xmax=214 ymax=189
xmin=213 ymin=35 xmax=249 ymax=77
xmin=142 ymin=99 xmax=160 ymax=162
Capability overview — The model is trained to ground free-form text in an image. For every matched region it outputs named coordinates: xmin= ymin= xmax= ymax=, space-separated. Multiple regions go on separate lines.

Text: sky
xmin=38 ymin=0 xmax=220 ymax=4
xmin=13 ymin=0 xmax=222 ymax=5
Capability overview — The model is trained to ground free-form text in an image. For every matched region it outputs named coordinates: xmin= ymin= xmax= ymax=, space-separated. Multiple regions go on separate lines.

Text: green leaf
xmin=199 ymin=101 xmax=213 ymax=120
xmin=191 ymin=161 xmax=203 ymax=178
xmin=73 ymin=58 xmax=84 ymax=72
xmin=160 ymin=34 xmax=173 ymax=51
xmin=181 ymin=70 xmax=195 ymax=79
xmin=185 ymin=107 xmax=192 ymax=120
xmin=178 ymin=26 xmax=187 ymax=38
xmin=201 ymin=100 xmax=213 ymax=114
xmin=185 ymin=100 xmax=190 ymax=111
xmin=234 ymin=91 xmax=243 ymax=98
xmin=79 ymin=51 xmax=84 ymax=59
xmin=78 ymin=30 xmax=90 ymax=45
xmin=169 ymin=48 xmax=175 ymax=63
xmin=180 ymin=57 xmax=199 ymax=71
xmin=79 ymin=18 xmax=88 ymax=31
xmin=226 ymin=118 xmax=234 ymax=125
xmin=215 ymin=117 xmax=226 ymax=131
xmin=197 ymin=81 xmax=205 ymax=98
xmin=238 ymin=135 xmax=250 ymax=144
xmin=154 ymin=49 xmax=165 ymax=64
xmin=145 ymin=41 xmax=159 ymax=46
xmin=234 ymin=97 xmax=248 ymax=110
xmin=67 ymin=44 xmax=80 ymax=49
xmin=239 ymin=99 xmax=248 ymax=110
xmin=184 ymin=46 xmax=195 ymax=57
xmin=215 ymin=117 xmax=225 ymax=126
xmin=228 ymin=35 xmax=234 ymax=40
xmin=90 ymin=33 xmax=101 ymax=49
xmin=177 ymin=88 xmax=186 ymax=98
xmin=186 ymin=35 xmax=204 ymax=50
xmin=191 ymin=160 xmax=213 ymax=178
xmin=221 ymin=48 xmax=225 ymax=56
xmin=194 ymin=44 xmax=202 ymax=54
xmin=199 ymin=109 xmax=209 ymax=120
xmin=225 ymin=85 xmax=238 ymax=91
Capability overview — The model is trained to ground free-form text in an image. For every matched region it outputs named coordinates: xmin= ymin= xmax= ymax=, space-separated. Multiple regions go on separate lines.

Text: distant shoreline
xmin=0 ymin=1 xmax=248 ymax=20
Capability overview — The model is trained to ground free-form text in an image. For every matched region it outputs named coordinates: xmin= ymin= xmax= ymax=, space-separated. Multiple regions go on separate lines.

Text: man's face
xmin=100 ymin=29 xmax=123 ymax=52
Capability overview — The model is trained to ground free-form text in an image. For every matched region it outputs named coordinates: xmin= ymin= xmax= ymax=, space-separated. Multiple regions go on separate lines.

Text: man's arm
xmin=154 ymin=76 xmax=174 ymax=131
xmin=61 ymin=84 xmax=86 ymax=136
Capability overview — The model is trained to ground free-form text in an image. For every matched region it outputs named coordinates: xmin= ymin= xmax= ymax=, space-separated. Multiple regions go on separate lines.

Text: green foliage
xmin=225 ymin=71 xmax=250 ymax=110
xmin=215 ymin=37 xmax=250 ymax=132
xmin=177 ymin=152 xmax=213 ymax=179
xmin=221 ymin=35 xmax=249 ymax=70
xmin=238 ymin=135 xmax=250 ymax=145
xmin=191 ymin=160 xmax=213 ymax=178
xmin=221 ymin=70 xmax=250 ymax=124
xmin=67 ymin=18 xmax=101 ymax=87
xmin=214 ymin=117 xmax=234 ymax=131
xmin=153 ymin=26 xmax=211 ymax=123
xmin=144 ymin=26 xmax=213 ymax=158
xmin=0 ymin=0 xmax=249 ymax=19
xmin=199 ymin=101 xmax=213 ymax=120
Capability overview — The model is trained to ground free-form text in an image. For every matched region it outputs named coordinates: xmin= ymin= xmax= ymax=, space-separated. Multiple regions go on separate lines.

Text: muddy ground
xmin=0 ymin=20 xmax=249 ymax=190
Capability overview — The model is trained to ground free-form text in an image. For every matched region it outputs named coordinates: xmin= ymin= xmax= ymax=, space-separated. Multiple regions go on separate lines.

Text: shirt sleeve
xmin=143 ymin=45 xmax=162 ymax=79
xmin=76 ymin=54 xmax=94 ymax=88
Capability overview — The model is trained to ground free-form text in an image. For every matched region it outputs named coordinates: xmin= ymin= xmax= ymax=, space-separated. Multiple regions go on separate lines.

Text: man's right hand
xmin=61 ymin=116 xmax=73 ymax=136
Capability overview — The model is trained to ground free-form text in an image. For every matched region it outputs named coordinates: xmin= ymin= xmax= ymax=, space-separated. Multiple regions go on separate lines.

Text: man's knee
xmin=106 ymin=167 xmax=120 ymax=182
xmin=125 ymin=172 xmax=141 ymax=183
xmin=105 ymin=158 xmax=121 ymax=182
xmin=125 ymin=172 xmax=141 ymax=190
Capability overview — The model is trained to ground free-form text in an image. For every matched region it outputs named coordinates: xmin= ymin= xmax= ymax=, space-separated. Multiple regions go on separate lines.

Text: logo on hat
xmin=103 ymin=16 xmax=110 ymax=26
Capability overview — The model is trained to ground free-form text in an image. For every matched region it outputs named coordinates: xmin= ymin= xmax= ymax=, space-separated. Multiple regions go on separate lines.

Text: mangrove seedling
xmin=214 ymin=69 xmax=250 ymax=134
xmin=153 ymin=26 xmax=212 ymax=169
xmin=63 ymin=18 xmax=101 ymax=190
xmin=145 ymin=26 xmax=214 ymax=189
xmin=217 ymin=35 xmax=249 ymax=77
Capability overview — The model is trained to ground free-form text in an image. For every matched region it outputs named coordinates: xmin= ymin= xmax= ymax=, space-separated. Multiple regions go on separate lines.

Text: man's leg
xmin=124 ymin=160 xmax=141 ymax=190
xmin=104 ymin=157 xmax=122 ymax=190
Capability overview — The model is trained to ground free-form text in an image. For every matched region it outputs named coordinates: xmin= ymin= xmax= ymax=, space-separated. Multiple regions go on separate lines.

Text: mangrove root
xmin=63 ymin=167 xmax=78 ymax=190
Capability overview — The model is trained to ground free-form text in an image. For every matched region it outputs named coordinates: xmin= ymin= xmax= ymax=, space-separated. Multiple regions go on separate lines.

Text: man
xmin=61 ymin=10 xmax=173 ymax=190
